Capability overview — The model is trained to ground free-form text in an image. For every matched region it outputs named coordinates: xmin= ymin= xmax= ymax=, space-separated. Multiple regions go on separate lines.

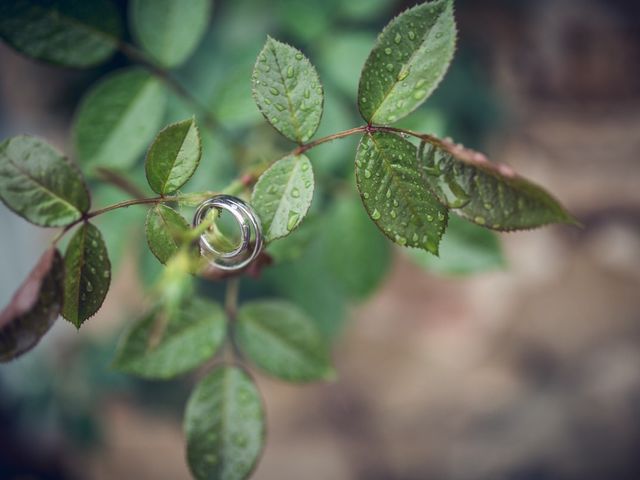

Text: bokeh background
xmin=2 ymin=0 xmax=640 ymax=478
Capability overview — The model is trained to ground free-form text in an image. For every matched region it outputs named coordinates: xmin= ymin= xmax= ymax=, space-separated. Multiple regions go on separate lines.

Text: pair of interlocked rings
xmin=192 ymin=195 xmax=263 ymax=271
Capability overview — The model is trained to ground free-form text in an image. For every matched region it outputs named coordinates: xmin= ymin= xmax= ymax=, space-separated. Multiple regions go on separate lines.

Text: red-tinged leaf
xmin=0 ymin=248 xmax=64 ymax=362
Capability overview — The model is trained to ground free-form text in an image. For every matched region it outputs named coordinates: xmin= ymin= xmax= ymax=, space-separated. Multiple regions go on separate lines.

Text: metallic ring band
xmin=192 ymin=195 xmax=264 ymax=271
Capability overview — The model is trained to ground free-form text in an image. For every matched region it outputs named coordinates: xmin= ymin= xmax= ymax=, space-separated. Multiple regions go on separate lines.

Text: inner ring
xmin=192 ymin=195 xmax=264 ymax=271
xmin=193 ymin=197 xmax=250 ymax=259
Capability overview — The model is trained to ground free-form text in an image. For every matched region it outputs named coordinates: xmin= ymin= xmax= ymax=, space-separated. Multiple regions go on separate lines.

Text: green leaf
xmin=419 ymin=139 xmax=577 ymax=230
xmin=251 ymin=154 xmax=314 ymax=242
xmin=0 ymin=248 xmax=64 ymax=362
xmin=62 ymin=222 xmax=111 ymax=328
xmin=130 ymin=0 xmax=212 ymax=68
xmin=324 ymin=196 xmax=391 ymax=300
xmin=0 ymin=0 xmax=122 ymax=68
xmin=252 ymin=37 xmax=323 ymax=143
xmin=145 ymin=204 xmax=192 ymax=265
xmin=185 ymin=365 xmax=264 ymax=480
xmin=145 ymin=118 xmax=202 ymax=195
xmin=0 ymin=135 xmax=90 ymax=227
xmin=406 ymin=213 xmax=505 ymax=275
xmin=357 ymin=0 xmax=456 ymax=124
xmin=236 ymin=300 xmax=333 ymax=382
xmin=356 ymin=131 xmax=448 ymax=254
xmin=113 ymin=298 xmax=225 ymax=379
xmin=73 ymin=68 xmax=167 ymax=170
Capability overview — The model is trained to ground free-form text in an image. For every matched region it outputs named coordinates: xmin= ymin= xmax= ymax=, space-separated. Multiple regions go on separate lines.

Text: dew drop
xmin=275 ymin=103 xmax=286 ymax=112
xmin=269 ymin=86 xmax=279 ymax=96
xmin=474 ymin=216 xmax=486 ymax=225
xmin=397 ymin=67 xmax=410 ymax=81
xmin=103 ymin=271 xmax=109 ymax=278
xmin=484 ymin=202 xmax=493 ymax=210
xmin=291 ymin=187 xmax=300 ymax=198
xmin=394 ymin=33 xmax=402 ymax=44
xmin=364 ymin=169 xmax=372 ymax=179
xmin=386 ymin=63 xmax=394 ymax=72
xmin=295 ymin=52 xmax=303 ymax=60
xmin=390 ymin=210 xmax=397 ymax=219
xmin=264 ymin=98 xmax=272 ymax=105
xmin=371 ymin=209 xmax=381 ymax=220
xmin=426 ymin=214 xmax=434 ymax=222
xmin=287 ymin=212 xmax=300 ymax=231
xmin=386 ymin=189 xmax=391 ymax=199
xmin=263 ymin=65 xmax=271 ymax=73
xmin=412 ymin=233 xmax=418 ymax=242
xmin=416 ymin=79 xmax=426 ymax=88
xmin=287 ymin=66 xmax=294 ymax=78
xmin=396 ymin=235 xmax=407 ymax=246
xmin=363 ymin=192 xmax=369 ymax=199
xmin=86 ymin=281 xmax=94 ymax=293
xmin=361 ymin=97 xmax=367 ymax=103
xmin=304 ymin=89 xmax=310 ymax=99
xmin=435 ymin=32 xmax=443 ymax=39
xmin=300 ymin=161 xmax=309 ymax=171
xmin=413 ymin=89 xmax=426 ymax=100
xmin=408 ymin=30 xmax=416 ymax=40
xmin=384 ymin=47 xmax=392 ymax=55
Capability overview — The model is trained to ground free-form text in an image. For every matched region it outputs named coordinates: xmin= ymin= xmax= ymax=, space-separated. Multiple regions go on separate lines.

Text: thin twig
xmin=95 ymin=167 xmax=147 ymax=199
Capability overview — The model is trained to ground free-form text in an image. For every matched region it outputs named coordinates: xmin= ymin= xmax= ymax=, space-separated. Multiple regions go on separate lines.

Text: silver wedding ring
xmin=192 ymin=195 xmax=263 ymax=271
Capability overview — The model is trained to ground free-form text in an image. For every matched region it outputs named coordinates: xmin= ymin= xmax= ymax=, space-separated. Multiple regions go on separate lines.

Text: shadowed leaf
xmin=185 ymin=366 xmax=265 ymax=480
xmin=73 ymin=68 xmax=167 ymax=170
xmin=0 ymin=135 xmax=90 ymax=227
xmin=113 ymin=298 xmax=225 ymax=379
xmin=130 ymin=0 xmax=212 ymax=68
xmin=0 ymin=0 xmax=122 ymax=67
xmin=236 ymin=300 xmax=334 ymax=382
xmin=145 ymin=204 xmax=192 ymax=265
xmin=324 ymin=196 xmax=391 ymax=300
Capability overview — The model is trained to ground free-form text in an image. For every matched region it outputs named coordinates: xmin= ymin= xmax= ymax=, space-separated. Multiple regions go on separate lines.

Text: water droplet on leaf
xmin=287 ymin=212 xmax=300 ymax=231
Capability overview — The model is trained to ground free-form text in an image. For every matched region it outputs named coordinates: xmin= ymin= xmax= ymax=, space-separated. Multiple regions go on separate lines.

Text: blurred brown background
xmin=1 ymin=0 xmax=640 ymax=479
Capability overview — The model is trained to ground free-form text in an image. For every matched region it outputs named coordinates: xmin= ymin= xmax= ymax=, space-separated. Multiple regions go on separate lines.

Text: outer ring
xmin=192 ymin=195 xmax=263 ymax=271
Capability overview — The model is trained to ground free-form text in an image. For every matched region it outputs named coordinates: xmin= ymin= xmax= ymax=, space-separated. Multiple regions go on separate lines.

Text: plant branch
xmin=86 ymin=196 xmax=178 ymax=219
xmin=51 ymin=196 xmax=178 ymax=246
xmin=95 ymin=167 xmax=147 ymax=199
xmin=224 ymin=277 xmax=240 ymax=322
xmin=293 ymin=126 xmax=368 ymax=155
